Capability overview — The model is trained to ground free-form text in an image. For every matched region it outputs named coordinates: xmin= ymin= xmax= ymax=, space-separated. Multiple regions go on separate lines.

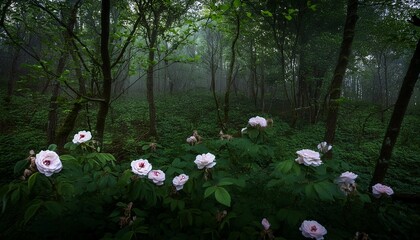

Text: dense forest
xmin=0 ymin=0 xmax=419 ymax=239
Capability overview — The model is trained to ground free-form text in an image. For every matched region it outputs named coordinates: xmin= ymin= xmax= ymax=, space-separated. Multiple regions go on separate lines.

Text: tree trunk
xmin=147 ymin=46 xmax=158 ymax=138
xmin=4 ymin=47 xmax=20 ymax=103
xmin=323 ymin=0 xmax=358 ymax=156
xmin=223 ymin=12 xmax=240 ymax=128
xmin=96 ymin=0 xmax=112 ymax=147
xmin=370 ymin=28 xmax=420 ymax=186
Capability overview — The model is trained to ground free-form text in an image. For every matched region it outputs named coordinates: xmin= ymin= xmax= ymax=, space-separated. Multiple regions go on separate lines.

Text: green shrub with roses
xmin=0 ymin=117 xmax=418 ymax=240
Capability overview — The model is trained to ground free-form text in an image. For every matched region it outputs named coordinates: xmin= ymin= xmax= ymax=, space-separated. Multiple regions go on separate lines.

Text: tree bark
xmin=370 ymin=27 xmax=420 ymax=186
xmin=323 ymin=0 xmax=358 ymax=156
xmin=4 ymin=47 xmax=20 ymax=103
xmin=96 ymin=0 xmax=112 ymax=147
xmin=223 ymin=11 xmax=240 ymax=128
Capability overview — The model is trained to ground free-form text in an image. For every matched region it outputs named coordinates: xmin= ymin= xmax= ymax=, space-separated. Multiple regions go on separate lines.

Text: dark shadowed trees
xmin=323 ymin=0 xmax=358 ymax=156
xmin=370 ymin=16 xmax=420 ymax=187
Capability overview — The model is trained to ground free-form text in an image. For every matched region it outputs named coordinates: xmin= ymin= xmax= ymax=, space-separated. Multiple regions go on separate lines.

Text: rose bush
xmin=131 ymin=159 xmax=152 ymax=177
xmin=194 ymin=152 xmax=216 ymax=169
xmin=35 ymin=150 xmax=63 ymax=177
xmin=72 ymin=130 xmax=92 ymax=144
xmin=295 ymin=149 xmax=322 ymax=166
xmin=299 ymin=220 xmax=327 ymax=240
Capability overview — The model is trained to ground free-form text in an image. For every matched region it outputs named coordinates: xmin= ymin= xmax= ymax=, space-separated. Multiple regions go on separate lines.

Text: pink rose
xmin=186 ymin=136 xmax=197 ymax=145
xmin=72 ymin=130 xmax=92 ymax=144
xmin=148 ymin=170 xmax=165 ymax=185
xmin=194 ymin=153 xmax=216 ymax=169
xmin=317 ymin=142 xmax=332 ymax=153
xmin=261 ymin=218 xmax=270 ymax=230
xmin=131 ymin=159 xmax=152 ymax=177
xmin=295 ymin=149 xmax=322 ymax=167
xmin=372 ymin=183 xmax=394 ymax=198
xmin=35 ymin=150 xmax=63 ymax=177
xmin=172 ymin=174 xmax=189 ymax=190
xmin=337 ymin=171 xmax=358 ymax=184
xmin=248 ymin=116 xmax=267 ymax=128
xmin=299 ymin=220 xmax=327 ymax=240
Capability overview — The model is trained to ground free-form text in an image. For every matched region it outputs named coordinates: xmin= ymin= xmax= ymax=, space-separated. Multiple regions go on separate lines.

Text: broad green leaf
xmin=215 ymin=187 xmax=231 ymax=207
xmin=14 ymin=159 xmax=28 ymax=175
xmin=43 ymin=200 xmax=63 ymax=216
xmin=276 ymin=208 xmax=305 ymax=226
xmin=275 ymin=160 xmax=294 ymax=174
xmin=304 ymin=183 xmax=317 ymax=199
xmin=204 ymin=186 xmax=217 ymax=198
xmin=57 ymin=182 xmax=75 ymax=197
xmin=24 ymin=200 xmax=42 ymax=224
xmin=313 ymin=181 xmax=335 ymax=201
xmin=233 ymin=0 xmax=241 ymax=8
xmin=48 ymin=144 xmax=57 ymax=151
xmin=119 ymin=230 xmax=134 ymax=240
xmin=60 ymin=154 xmax=77 ymax=162
xmin=28 ymin=172 xmax=39 ymax=192
xmin=359 ymin=193 xmax=371 ymax=203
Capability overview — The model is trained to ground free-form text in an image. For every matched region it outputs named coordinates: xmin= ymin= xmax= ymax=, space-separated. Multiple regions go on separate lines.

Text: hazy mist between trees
xmin=0 ymin=0 xmax=420 ymax=239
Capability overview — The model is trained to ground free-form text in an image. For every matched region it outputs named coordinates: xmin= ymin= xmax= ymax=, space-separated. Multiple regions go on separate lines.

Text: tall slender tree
xmin=323 ymin=0 xmax=358 ymax=156
xmin=370 ymin=16 xmax=420 ymax=186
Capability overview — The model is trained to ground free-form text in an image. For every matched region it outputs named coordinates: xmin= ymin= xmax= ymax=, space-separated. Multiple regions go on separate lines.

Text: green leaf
xmin=204 ymin=186 xmax=217 ymax=198
xmin=48 ymin=144 xmax=57 ymax=151
xmin=215 ymin=187 xmax=231 ymax=207
xmin=43 ymin=200 xmax=64 ymax=216
xmin=119 ymin=230 xmax=134 ymax=240
xmin=276 ymin=208 xmax=305 ymax=226
xmin=313 ymin=181 xmax=335 ymax=201
xmin=304 ymin=183 xmax=317 ymax=199
xmin=24 ymin=200 xmax=42 ymax=225
xmin=359 ymin=193 xmax=371 ymax=203
xmin=28 ymin=172 xmax=39 ymax=192
xmin=14 ymin=159 xmax=28 ymax=175
xmin=57 ymin=182 xmax=75 ymax=197
xmin=233 ymin=0 xmax=241 ymax=8
xmin=275 ymin=160 xmax=294 ymax=174
xmin=60 ymin=154 xmax=77 ymax=162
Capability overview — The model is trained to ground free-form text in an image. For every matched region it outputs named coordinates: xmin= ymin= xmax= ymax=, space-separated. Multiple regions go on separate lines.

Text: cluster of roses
xmin=291 ymin=141 xmax=394 ymax=239
xmin=28 ymin=120 xmax=395 ymax=240
xmin=26 ymin=130 xmax=92 ymax=178
xmin=131 ymin=152 xmax=216 ymax=190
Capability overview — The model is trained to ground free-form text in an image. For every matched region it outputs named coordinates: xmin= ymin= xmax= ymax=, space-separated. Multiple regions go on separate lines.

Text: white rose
xmin=299 ymin=220 xmax=327 ymax=240
xmin=372 ymin=183 xmax=394 ymax=198
xmin=337 ymin=171 xmax=358 ymax=184
xmin=261 ymin=218 xmax=270 ymax=230
xmin=148 ymin=170 xmax=165 ymax=185
xmin=131 ymin=159 xmax=152 ymax=177
xmin=194 ymin=153 xmax=216 ymax=169
xmin=186 ymin=136 xmax=197 ymax=144
xmin=295 ymin=149 xmax=322 ymax=167
xmin=35 ymin=150 xmax=63 ymax=177
xmin=172 ymin=174 xmax=189 ymax=191
xmin=317 ymin=141 xmax=332 ymax=153
xmin=248 ymin=116 xmax=267 ymax=128
xmin=72 ymin=130 xmax=92 ymax=144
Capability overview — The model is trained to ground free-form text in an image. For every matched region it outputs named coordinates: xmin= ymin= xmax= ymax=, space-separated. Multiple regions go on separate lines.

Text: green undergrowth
xmin=0 ymin=91 xmax=419 ymax=239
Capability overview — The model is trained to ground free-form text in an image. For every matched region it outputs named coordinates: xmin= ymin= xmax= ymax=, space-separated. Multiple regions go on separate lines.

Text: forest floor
xmin=0 ymin=90 xmax=419 ymax=239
